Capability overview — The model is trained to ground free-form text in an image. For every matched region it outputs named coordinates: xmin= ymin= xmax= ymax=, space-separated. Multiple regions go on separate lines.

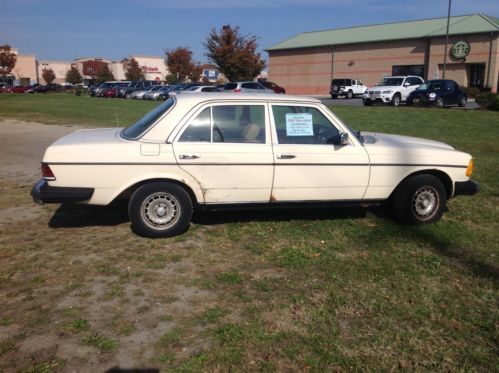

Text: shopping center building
xmin=266 ymin=13 xmax=499 ymax=95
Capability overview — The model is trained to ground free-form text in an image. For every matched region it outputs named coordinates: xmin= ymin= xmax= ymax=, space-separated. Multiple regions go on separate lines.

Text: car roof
xmin=173 ymin=92 xmax=320 ymax=105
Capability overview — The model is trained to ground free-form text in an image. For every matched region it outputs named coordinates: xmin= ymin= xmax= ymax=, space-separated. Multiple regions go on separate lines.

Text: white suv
xmin=363 ymin=76 xmax=424 ymax=106
xmin=330 ymin=78 xmax=367 ymax=99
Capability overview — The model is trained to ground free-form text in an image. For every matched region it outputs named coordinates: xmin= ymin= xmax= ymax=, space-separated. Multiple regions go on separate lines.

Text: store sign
xmin=141 ymin=65 xmax=160 ymax=74
xmin=451 ymin=40 xmax=470 ymax=60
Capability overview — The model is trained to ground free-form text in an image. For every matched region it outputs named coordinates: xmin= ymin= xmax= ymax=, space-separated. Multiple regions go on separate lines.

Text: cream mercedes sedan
xmin=31 ymin=93 xmax=478 ymax=238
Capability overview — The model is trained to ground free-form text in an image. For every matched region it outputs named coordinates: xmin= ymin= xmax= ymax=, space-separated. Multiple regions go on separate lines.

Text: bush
xmin=461 ymin=86 xmax=481 ymax=98
xmin=475 ymin=92 xmax=499 ymax=111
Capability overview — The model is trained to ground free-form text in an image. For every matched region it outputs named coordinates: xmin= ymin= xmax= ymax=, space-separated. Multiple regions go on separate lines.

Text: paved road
xmin=318 ymin=97 xmax=480 ymax=109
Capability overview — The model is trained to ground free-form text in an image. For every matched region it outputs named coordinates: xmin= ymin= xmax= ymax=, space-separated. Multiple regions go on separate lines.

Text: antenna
xmin=114 ymin=107 xmax=120 ymax=128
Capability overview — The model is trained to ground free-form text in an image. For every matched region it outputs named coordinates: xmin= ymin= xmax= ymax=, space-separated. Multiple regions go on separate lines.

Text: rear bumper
xmin=31 ymin=179 xmax=94 ymax=204
xmin=454 ymin=179 xmax=479 ymax=197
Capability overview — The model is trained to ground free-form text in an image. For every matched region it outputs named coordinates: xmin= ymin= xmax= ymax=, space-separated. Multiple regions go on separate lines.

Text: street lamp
xmin=442 ymin=0 xmax=452 ymax=79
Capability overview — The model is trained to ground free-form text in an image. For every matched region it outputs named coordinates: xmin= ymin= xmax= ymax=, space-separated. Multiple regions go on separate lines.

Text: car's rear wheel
xmin=391 ymin=174 xmax=446 ymax=225
xmin=129 ymin=182 xmax=192 ymax=238
xmin=458 ymin=95 xmax=467 ymax=107
xmin=346 ymin=90 xmax=353 ymax=99
xmin=391 ymin=93 xmax=401 ymax=107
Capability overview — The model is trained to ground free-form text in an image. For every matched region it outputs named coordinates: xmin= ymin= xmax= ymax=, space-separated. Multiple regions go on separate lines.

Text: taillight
xmin=41 ymin=163 xmax=56 ymax=180
xmin=234 ymin=89 xmax=241 ymax=93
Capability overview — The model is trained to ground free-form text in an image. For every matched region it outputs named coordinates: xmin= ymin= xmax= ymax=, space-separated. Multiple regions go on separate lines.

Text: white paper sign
xmin=286 ymin=113 xmax=313 ymax=136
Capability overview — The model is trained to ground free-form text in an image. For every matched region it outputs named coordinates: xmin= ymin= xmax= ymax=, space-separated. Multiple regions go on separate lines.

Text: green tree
xmin=65 ymin=66 xmax=83 ymax=84
xmin=165 ymin=74 xmax=178 ymax=85
xmin=123 ymin=58 xmax=144 ymax=81
xmin=165 ymin=47 xmax=196 ymax=83
xmin=96 ymin=64 xmax=115 ymax=83
xmin=42 ymin=68 xmax=56 ymax=85
xmin=0 ymin=44 xmax=17 ymax=82
xmin=204 ymin=25 xmax=265 ymax=81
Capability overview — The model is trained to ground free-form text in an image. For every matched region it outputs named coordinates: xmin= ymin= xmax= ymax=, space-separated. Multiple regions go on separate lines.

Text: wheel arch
xmin=390 ymin=169 xmax=453 ymax=199
xmin=114 ymin=178 xmax=199 ymax=206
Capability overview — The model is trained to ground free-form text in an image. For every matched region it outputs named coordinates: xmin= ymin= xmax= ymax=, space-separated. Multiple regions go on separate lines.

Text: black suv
xmin=118 ymin=81 xmax=153 ymax=99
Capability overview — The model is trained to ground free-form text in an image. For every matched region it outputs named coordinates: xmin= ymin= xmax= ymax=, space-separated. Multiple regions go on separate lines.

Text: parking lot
xmin=319 ymin=97 xmax=481 ymax=109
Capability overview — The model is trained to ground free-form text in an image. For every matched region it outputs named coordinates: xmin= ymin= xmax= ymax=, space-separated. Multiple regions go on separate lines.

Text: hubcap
xmin=412 ymin=187 xmax=438 ymax=220
xmin=141 ymin=193 xmax=180 ymax=230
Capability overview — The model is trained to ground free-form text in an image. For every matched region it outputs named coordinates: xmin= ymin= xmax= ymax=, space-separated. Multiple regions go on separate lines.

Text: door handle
xmin=179 ymin=154 xmax=200 ymax=160
xmin=277 ymin=154 xmax=296 ymax=159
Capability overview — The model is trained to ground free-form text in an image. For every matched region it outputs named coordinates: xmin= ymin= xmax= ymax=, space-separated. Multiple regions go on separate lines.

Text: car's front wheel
xmin=436 ymin=97 xmax=444 ymax=108
xmin=346 ymin=90 xmax=353 ymax=99
xmin=391 ymin=93 xmax=401 ymax=107
xmin=391 ymin=174 xmax=447 ymax=225
xmin=129 ymin=182 xmax=193 ymax=238
xmin=363 ymin=99 xmax=373 ymax=106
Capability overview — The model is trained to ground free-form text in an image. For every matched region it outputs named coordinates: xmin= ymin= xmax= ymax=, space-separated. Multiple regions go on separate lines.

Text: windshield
xmin=121 ymin=98 xmax=175 ymax=139
xmin=377 ymin=78 xmax=403 ymax=86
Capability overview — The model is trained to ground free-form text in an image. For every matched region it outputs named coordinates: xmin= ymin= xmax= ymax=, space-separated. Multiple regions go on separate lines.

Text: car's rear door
xmin=173 ymin=102 xmax=274 ymax=203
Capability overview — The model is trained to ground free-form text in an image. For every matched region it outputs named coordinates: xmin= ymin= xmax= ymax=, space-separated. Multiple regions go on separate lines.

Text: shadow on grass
xmin=48 ymin=200 xmax=129 ymax=228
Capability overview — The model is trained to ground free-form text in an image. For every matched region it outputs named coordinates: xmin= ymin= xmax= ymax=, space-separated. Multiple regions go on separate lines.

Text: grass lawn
xmin=0 ymin=94 xmax=498 ymax=371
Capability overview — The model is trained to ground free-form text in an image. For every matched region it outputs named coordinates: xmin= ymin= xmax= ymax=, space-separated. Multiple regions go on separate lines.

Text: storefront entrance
xmin=469 ymin=64 xmax=485 ymax=88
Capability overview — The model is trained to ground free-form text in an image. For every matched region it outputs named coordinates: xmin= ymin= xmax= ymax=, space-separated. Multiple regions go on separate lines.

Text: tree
xmin=189 ymin=63 xmax=203 ymax=82
xmin=0 ymin=44 xmax=17 ymax=82
xmin=65 ymin=66 xmax=83 ymax=84
xmin=42 ymin=68 xmax=56 ymax=85
xmin=96 ymin=64 xmax=115 ymax=83
xmin=165 ymin=47 xmax=196 ymax=83
xmin=123 ymin=58 xmax=144 ymax=81
xmin=165 ymin=74 xmax=178 ymax=85
xmin=204 ymin=25 xmax=265 ymax=81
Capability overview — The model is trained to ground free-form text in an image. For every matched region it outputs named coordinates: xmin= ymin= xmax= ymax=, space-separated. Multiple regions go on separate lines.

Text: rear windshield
xmin=121 ymin=98 xmax=175 ymax=139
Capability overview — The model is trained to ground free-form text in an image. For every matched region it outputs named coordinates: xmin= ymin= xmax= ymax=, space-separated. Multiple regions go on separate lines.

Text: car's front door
xmin=173 ymin=103 xmax=274 ymax=203
xmin=270 ymin=104 xmax=370 ymax=201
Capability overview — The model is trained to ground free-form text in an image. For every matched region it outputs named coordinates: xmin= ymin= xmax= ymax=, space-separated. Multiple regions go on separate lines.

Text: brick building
xmin=266 ymin=13 xmax=499 ymax=95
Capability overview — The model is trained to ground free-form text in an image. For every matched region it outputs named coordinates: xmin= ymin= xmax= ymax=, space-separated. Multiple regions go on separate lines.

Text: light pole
xmin=442 ymin=0 xmax=452 ymax=79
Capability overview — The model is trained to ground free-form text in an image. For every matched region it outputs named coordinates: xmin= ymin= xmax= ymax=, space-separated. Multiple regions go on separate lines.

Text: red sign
xmin=141 ymin=65 xmax=160 ymax=74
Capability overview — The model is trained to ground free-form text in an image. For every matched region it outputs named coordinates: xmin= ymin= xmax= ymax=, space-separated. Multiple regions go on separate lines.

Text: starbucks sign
xmin=451 ymin=40 xmax=470 ymax=60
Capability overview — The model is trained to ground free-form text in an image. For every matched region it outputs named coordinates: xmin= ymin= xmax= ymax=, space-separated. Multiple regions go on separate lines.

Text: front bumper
xmin=31 ymin=179 xmax=94 ymax=204
xmin=454 ymin=179 xmax=480 ymax=197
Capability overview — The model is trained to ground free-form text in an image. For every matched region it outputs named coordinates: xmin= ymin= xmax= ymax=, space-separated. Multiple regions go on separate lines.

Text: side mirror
xmin=340 ymin=132 xmax=349 ymax=145
xmin=404 ymin=82 xmax=410 ymax=87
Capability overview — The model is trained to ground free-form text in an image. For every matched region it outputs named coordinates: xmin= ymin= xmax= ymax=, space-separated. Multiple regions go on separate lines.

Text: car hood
xmin=369 ymin=85 xmax=402 ymax=91
xmin=361 ymin=132 xmax=470 ymax=166
xmin=43 ymin=128 xmax=137 ymax=163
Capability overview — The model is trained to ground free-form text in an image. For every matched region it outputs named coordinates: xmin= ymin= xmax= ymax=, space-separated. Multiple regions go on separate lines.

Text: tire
xmin=436 ymin=97 xmax=444 ymax=108
xmin=128 ymin=182 xmax=193 ymax=238
xmin=391 ymin=175 xmax=447 ymax=225
xmin=363 ymin=99 xmax=373 ymax=106
xmin=346 ymin=90 xmax=353 ymax=99
xmin=331 ymin=95 xmax=337 ymax=99
xmin=126 ymin=93 xmax=131 ymax=99
xmin=458 ymin=95 xmax=467 ymax=107
xmin=406 ymin=98 xmax=414 ymax=106
xmin=391 ymin=93 xmax=401 ymax=107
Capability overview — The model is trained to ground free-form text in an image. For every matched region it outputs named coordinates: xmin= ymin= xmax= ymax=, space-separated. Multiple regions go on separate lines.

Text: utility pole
xmin=442 ymin=0 xmax=452 ymax=79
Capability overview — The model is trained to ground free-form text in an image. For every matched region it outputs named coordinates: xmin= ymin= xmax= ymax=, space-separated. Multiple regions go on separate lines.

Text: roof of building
xmin=266 ymin=13 xmax=499 ymax=51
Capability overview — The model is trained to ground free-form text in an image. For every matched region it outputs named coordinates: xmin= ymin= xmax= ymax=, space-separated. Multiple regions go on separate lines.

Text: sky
xmin=1 ymin=0 xmax=498 ymax=65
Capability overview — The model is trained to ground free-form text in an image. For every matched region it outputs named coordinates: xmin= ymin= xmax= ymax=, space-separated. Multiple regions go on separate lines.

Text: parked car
xmin=406 ymin=79 xmax=467 ymax=108
xmin=0 ymin=85 xmax=12 ymax=93
xmin=183 ymin=85 xmax=222 ymax=93
xmin=11 ymin=85 xmax=30 ymax=93
xmin=330 ymin=78 xmax=366 ymax=99
xmin=143 ymin=85 xmax=166 ymax=100
xmin=89 ymin=81 xmax=127 ymax=97
xmin=259 ymin=81 xmax=286 ymax=94
xmin=118 ymin=81 xmax=153 ymax=98
xmin=32 ymin=93 xmax=478 ymax=238
xmin=363 ymin=76 xmax=424 ymax=106
xmin=223 ymin=81 xmax=274 ymax=93
xmin=100 ymin=82 xmax=130 ymax=98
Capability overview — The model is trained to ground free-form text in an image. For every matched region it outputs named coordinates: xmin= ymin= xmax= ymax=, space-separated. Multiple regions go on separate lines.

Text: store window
xmin=392 ymin=65 xmax=425 ymax=78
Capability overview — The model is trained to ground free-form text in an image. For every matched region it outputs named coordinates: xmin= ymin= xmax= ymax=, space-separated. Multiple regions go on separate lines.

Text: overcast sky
xmin=2 ymin=0 xmax=498 ymax=64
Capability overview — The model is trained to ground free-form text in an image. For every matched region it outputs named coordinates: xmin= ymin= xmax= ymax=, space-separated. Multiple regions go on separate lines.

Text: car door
xmin=270 ymin=104 xmax=370 ymax=201
xmin=173 ymin=103 xmax=274 ymax=203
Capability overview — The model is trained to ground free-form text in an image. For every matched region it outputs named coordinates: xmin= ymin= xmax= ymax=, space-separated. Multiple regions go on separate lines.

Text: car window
xmin=224 ymin=83 xmax=237 ymax=90
xmin=179 ymin=105 xmax=266 ymax=144
xmin=121 ymin=98 xmax=175 ymax=139
xmin=272 ymin=105 xmax=340 ymax=145
xmin=241 ymin=83 xmax=255 ymax=89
